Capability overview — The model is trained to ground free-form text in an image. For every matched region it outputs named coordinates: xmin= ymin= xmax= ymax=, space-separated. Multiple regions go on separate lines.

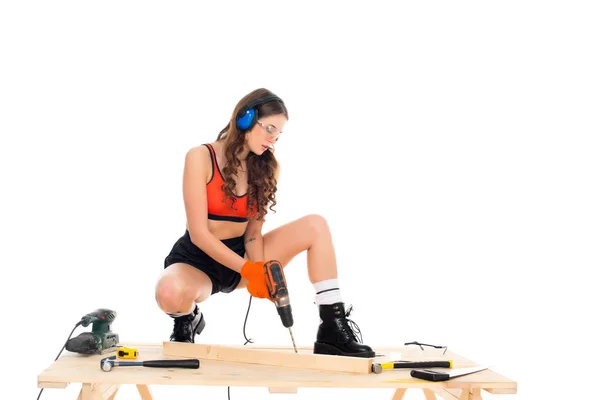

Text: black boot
xmin=169 ymin=305 xmax=206 ymax=343
xmin=313 ymin=302 xmax=375 ymax=358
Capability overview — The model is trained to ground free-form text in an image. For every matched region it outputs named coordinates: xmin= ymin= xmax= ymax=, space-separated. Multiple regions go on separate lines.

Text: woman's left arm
xmin=244 ymin=222 xmax=265 ymax=262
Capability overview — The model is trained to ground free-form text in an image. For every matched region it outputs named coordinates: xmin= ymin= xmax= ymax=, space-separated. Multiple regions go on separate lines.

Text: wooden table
xmin=37 ymin=343 xmax=517 ymax=400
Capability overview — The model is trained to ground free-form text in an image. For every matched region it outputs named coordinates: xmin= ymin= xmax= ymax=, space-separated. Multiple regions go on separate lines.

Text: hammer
xmin=100 ymin=355 xmax=199 ymax=372
xmin=371 ymin=360 xmax=452 ymax=374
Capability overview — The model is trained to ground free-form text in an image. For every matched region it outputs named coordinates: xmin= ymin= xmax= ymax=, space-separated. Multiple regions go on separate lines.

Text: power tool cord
xmin=242 ymin=294 xmax=254 ymax=345
xmin=227 ymin=294 xmax=254 ymax=400
xmin=36 ymin=321 xmax=83 ymax=400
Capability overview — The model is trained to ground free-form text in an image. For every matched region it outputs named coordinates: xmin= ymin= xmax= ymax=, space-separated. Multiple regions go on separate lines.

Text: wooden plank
xmin=162 ymin=342 xmax=372 ymax=374
xmin=423 ymin=388 xmax=437 ymax=400
xmin=35 ymin=343 xmax=517 ymax=391
xmin=391 ymin=388 xmax=407 ymax=400
xmin=136 ymin=384 xmax=153 ymax=400
xmin=38 ymin=381 xmax=69 ymax=388
xmin=268 ymin=387 xmax=298 ymax=393
xmin=484 ymin=387 xmax=518 ymax=394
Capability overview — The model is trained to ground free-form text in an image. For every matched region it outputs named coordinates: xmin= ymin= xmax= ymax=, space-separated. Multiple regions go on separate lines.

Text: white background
xmin=1 ymin=1 xmax=599 ymax=399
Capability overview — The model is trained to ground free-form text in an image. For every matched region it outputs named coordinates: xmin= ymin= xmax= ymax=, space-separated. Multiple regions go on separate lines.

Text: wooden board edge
xmin=162 ymin=341 xmax=372 ymax=374
xmin=484 ymin=387 xmax=518 ymax=394
xmin=37 ymin=381 xmax=69 ymax=389
xmin=268 ymin=387 xmax=298 ymax=394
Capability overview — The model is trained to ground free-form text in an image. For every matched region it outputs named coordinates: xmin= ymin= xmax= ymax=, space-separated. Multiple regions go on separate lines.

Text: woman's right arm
xmin=182 ymin=146 xmax=247 ymax=273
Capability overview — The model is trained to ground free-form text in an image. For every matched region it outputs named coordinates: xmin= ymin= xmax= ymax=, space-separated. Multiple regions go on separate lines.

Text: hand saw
xmin=410 ymin=366 xmax=488 ymax=381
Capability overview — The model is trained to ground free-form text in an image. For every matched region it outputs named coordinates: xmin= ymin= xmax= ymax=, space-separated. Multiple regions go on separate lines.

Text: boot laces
xmin=170 ymin=312 xmax=195 ymax=341
xmin=340 ymin=304 xmax=364 ymax=343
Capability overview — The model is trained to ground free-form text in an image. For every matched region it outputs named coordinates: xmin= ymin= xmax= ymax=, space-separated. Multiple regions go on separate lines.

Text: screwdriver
xmin=264 ymin=260 xmax=298 ymax=353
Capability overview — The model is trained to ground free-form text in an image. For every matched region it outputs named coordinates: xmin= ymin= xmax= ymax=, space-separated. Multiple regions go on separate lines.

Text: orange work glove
xmin=240 ymin=260 xmax=272 ymax=301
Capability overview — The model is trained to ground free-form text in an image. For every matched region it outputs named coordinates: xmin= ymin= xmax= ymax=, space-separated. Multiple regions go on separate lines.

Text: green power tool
xmin=65 ymin=308 xmax=120 ymax=355
xmin=37 ymin=309 xmax=120 ymax=400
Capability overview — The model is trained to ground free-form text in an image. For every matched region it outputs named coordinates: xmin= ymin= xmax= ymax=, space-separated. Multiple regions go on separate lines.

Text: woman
xmin=155 ymin=88 xmax=374 ymax=358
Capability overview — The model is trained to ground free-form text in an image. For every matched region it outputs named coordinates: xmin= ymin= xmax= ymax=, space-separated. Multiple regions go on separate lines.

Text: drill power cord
xmin=227 ymin=294 xmax=254 ymax=400
xmin=242 ymin=295 xmax=254 ymax=345
xmin=36 ymin=320 xmax=84 ymax=400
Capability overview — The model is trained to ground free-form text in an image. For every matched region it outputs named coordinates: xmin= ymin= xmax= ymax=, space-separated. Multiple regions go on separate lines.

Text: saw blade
xmin=448 ymin=366 xmax=488 ymax=378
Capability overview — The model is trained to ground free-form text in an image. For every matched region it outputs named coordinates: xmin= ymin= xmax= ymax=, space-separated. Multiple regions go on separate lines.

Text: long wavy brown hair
xmin=215 ymin=88 xmax=288 ymax=221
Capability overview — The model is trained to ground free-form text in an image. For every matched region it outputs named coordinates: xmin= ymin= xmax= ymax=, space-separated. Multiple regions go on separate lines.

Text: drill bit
xmin=289 ymin=328 xmax=298 ymax=353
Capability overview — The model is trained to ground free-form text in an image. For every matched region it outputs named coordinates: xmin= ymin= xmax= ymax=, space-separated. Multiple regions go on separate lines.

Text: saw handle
xmin=410 ymin=369 xmax=450 ymax=381
xmin=142 ymin=359 xmax=199 ymax=369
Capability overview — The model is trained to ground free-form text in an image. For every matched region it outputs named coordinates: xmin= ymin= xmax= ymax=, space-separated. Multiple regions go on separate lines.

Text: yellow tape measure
xmin=116 ymin=346 xmax=138 ymax=359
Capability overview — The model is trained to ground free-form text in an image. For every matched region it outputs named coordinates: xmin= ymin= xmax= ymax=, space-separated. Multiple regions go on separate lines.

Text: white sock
xmin=167 ymin=302 xmax=196 ymax=318
xmin=313 ymin=278 xmax=343 ymax=305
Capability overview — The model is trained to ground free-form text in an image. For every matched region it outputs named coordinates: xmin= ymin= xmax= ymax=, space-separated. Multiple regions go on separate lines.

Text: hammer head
xmin=100 ymin=355 xmax=116 ymax=372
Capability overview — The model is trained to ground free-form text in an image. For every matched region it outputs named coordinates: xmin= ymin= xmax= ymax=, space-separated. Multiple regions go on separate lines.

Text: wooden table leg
xmin=104 ymin=384 xmax=120 ymax=399
xmin=136 ymin=384 xmax=153 ymax=400
xmin=77 ymin=383 xmax=120 ymax=400
xmin=458 ymin=388 xmax=482 ymax=400
xmin=433 ymin=388 xmax=461 ymax=400
xmin=455 ymin=388 xmax=484 ymax=400
xmin=78 ymin=383 xmax=102 ymax=400
xmin=423 ymin=388 xmax=438 ymax=399
xmin=469 ymin=388 xmax=482 ymax=400
xmin=391 ymin=388 xmax=407 ymax=400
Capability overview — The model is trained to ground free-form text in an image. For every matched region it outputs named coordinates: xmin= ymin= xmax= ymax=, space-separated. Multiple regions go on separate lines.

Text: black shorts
xmin=164 ymin=230 xmax=245 ymax=295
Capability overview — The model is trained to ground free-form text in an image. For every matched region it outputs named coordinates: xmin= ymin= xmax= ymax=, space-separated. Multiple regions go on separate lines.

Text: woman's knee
xmin=155 ymin=275 xmax=194 ymax=313
xmin=303 ymin=213 xmax=330 ymax=235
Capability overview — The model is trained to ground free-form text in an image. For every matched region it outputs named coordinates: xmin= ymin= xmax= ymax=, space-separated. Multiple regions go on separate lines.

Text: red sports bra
xmin=204 ymin=144 xmax=256 ymax=223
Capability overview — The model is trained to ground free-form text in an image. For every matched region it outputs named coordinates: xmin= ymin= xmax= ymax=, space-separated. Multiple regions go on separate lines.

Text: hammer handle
xmin=142 ymin=359 xmax=199 ymax=369
xmin=390 ymin=361 xmax=451 ymax=369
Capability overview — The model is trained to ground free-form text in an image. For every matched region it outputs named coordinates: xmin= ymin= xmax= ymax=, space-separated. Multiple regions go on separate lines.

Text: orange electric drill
xmin=264 ymin=260 xmax=298 ymax=353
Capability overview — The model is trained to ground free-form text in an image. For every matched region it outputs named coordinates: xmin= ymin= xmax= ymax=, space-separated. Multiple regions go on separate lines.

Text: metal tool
xmin=65 ymin=309 xmax=119 ymax=355
xmin=264 ymin=260 xmax=297 ymax=353
xmin=411 ymin=366 xmax=487 ymax=381
xmin=372 ymin=360 xmax=453 ymax=374
xmin=100 ymin=355 xmax=200 ymax=372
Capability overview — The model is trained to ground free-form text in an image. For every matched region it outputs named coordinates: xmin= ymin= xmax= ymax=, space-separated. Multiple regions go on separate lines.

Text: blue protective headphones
xmin=236 ymin=94 xmax=282 ymax=131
